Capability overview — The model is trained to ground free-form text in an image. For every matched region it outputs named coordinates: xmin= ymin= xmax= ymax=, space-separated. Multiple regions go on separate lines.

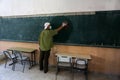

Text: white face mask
xmin=49 ymin=26 xmax=52 ymax=29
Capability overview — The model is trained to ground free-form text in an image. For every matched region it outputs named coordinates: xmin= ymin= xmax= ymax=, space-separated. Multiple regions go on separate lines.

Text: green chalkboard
xmin=0 ymin=11 xmax=120 ymax=47
xmin=0 ymin=17 xmax=1 ymax=39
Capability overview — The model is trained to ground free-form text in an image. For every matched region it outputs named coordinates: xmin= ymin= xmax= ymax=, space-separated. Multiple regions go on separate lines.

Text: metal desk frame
xmin=7 ymin=47 xmax=37 ymax=68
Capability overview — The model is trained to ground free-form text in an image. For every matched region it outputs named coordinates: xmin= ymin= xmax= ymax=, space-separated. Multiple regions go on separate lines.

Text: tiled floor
xmin=0 ymin=61 xmax=119 ymax=80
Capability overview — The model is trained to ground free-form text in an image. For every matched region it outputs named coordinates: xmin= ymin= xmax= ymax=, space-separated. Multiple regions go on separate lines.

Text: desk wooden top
xmin=55 ymin=53 xmax=91 ymax=60
xmin=8 ymin=47 xmax=37 ymax=53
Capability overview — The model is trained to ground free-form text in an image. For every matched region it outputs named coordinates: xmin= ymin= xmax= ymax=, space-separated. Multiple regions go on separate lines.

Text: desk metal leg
xmin=85 ymin=64 xmax=88 ymax=80
xmin=33 ymin=51 xmax=36 ymax=65
xmin=30 ymin=51 xmax=36 ymax=67
xmin=31 ymin=52 xmax=33 ymax=66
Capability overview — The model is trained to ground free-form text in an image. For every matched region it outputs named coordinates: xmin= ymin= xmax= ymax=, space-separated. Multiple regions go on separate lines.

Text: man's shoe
xmin=44 ymin=70 xmax=48 ymax=73
xmin=40 ymin=68 xmax=43 ymax=71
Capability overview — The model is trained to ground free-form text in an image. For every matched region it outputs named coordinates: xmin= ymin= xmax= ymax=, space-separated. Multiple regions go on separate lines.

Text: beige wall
xmin=0 ymin=41 xmax=120 ymax=75
xmin=0 ymin=0 xmax=120 ymax=16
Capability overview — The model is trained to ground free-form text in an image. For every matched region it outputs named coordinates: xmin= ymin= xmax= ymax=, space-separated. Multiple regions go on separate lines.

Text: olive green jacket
xmin=39 ymin=29 xmax=57 ymax=51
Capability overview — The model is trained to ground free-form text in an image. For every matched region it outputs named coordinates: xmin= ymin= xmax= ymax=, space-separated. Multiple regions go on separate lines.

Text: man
xmin=39 ymin=22 xmax=68 ymax=73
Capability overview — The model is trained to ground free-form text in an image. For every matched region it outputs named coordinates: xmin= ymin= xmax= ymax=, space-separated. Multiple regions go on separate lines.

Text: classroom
xmin=0 ymin=0 xmax=120 ymax=80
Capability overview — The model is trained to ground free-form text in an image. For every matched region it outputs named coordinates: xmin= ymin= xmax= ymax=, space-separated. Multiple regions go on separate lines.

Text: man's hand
xmin=56 ymin=21 xmax=68 ymax=32
xmin=62 ymin=22 xmax=68 ymax=27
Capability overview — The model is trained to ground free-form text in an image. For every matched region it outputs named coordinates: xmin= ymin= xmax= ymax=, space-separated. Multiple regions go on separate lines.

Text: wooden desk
xmin=7 ymin=47 xmax=37 ymax=68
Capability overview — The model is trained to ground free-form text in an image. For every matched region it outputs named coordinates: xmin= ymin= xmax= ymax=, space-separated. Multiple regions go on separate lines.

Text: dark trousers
xmin=39 ymin=50 xmax=50 ymax=72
